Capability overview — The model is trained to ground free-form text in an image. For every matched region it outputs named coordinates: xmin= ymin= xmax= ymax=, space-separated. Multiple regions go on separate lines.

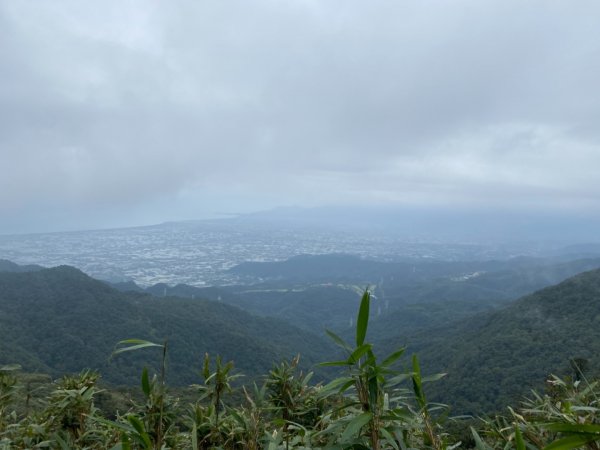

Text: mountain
xmin=400 ymin=268 xmax=600 ymax=414
xmin=366 ymin=257 xmax=600 ymax=343
xmin=0 ymin=266 xmax=334 ymax=386
xmin=0 ymin=259 xmax=44 ymax=273
xmin=125 ymin=254 xmax=600 ymax=338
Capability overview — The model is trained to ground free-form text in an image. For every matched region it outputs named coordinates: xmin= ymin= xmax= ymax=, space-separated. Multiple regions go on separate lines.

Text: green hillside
xmin=0 ymin=266 xmax=334 ymax=386
xmin=405 ymin=268 xmax=600 ymax=414
xmin=126 ymin=255 xmax=600 ymax=341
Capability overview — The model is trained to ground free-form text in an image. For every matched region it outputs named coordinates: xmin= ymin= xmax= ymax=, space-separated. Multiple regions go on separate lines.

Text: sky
xmin=1 ymin=1 xmax=600 ymax=234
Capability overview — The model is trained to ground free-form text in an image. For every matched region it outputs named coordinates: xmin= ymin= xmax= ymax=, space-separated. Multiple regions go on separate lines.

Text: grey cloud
xmin=1 ymin=0 xmax=599 ymax=233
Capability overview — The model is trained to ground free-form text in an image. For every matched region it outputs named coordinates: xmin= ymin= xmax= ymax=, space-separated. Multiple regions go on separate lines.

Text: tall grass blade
xmin=514 ymin=424 xmax=525 ymax=450
xmin=470 ymin=427 xmax=492 ymax=450
xmin=356 ymin=289 xmax=370 ymax=347
xmin=141 ymin=367 xmax=151 ymax=397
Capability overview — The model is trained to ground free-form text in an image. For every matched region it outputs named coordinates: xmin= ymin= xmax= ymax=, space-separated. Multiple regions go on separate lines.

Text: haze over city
xmin=1 ymin=1 xmax=600 ymax=235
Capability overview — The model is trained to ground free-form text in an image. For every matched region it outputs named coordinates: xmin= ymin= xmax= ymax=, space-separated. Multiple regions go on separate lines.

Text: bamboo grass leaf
xmin=112 ymin=339 xmax=163 ymax=358
xmin=320 ymin=376 xmax=356 ymax=397
xmin=411 ymin=354 xmax=427 ymax=409
xmin=141 ymin=367 xmax=151 ymax=397
xmin=421 ymin=373 xmax=447 ymax=383
xmin=88 ymin=415 xmax=136 ymax=434
xmin=381 ymin=348 xmax=406 ymax=368
xmin=319 ymin=360 xmax=353 ymax=367
xmin=202 ymin=353 xmax=210 ymax=380
xmin=341 ymin=412 xmax=372 ymax=442
xmin=381 ymin=427 xmax=400 ymax=450
xmin=191 ymin=423 xmax=198 ymax=450
xmin=326 ymin=329 xmax=353 ymax=352
xmin=108 ymin=443 xmax=128 ymax=450
xmin=514 ymin=424 xmax=526 ymax=450
xmin=348 ymin=343 xmax=373 ymax=365
xmin=127 ymin=415 xmax=152 ymax=449
xmin=356 ymin=289 xmax=370 ymax=347
xmin=545 ymin=423 xmax=600 ymax=434
xmin=471 ymin=427 xmax=493 ymax=450
xmin=543 ymin=434 xmax=595 ymax=450
xmin=368 ymin=375 xmax=379 ymax=410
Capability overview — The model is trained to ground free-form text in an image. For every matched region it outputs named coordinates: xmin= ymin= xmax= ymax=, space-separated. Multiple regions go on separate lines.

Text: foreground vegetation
xmin=2 ymin=291 xmax=600 ymax=449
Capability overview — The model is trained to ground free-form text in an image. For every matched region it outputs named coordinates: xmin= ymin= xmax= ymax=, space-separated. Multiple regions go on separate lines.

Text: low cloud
xmin=1 ymin=0 xmax=599 ymax=233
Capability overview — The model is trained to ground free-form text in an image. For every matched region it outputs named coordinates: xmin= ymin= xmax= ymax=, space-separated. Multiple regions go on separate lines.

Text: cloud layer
xmin=1 ymin=0 xmax=599 ymax=233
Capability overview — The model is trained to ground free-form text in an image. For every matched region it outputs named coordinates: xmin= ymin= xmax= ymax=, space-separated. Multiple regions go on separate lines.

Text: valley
xmin=2 ymin=228 xmax=600 ymax=416
xmin=3 ymin=221 xmax=600 ymax=448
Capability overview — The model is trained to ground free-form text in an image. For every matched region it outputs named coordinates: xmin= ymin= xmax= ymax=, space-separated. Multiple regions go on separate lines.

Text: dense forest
xmin=0 ymin=265 xmax=333 ymax=385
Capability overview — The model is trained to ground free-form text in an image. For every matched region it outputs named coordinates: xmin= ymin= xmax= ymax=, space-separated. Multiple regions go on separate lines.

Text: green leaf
xmin=202 ymin=353 xmax=210 ymax=380
xmin=109 ymin=443 xmax=128 ymax=450
xmin=421 ymin=373 xmax=447 ymax=383
xmin=544 ymin=434 xmax=596 ymax=450
xmin=191 ymin=423 xmax=198 ymax=450
xmin=141 ymin=367 xmax=151 ymax=397
xmin=338 ymin=379 xmax=356 ymax=394
xmin=54 ymin=433 xmax=70 ymax=450
xmin=127 ymin=415 xmax=152 ymax=449
xmin=383 ymin=406 xmax=416 ymax=421
xmin=88 ymin=415 xmax=136 ymax=434
xmin=545 ymin=423 xmax=600 ymax=434
xmin=318 ymin=360 xmax=352 ymax=367
xmin=112 ymin=339 xmax=163 ymax=357
xmin=368 ymin=375 xmax=379 ymax=410
xmin=470 ymin=427 xmax=493 ymax=450
xmin=348 ymin=343 xmax=373 ymax=365
xmin=341 ymin=412 xmax=373 ymax=442
xmin=514 ymin=424 xmax=525 ymax=450
xmin=325 ymin=329 xmax=353 ymax=352
xmin=356 ymin=289 xmax=370 ymax=347
xmin=320 ymin=376 xmax=355 ymax=395
xmin=387 ymin=373 xmax=413 ymax=385
xmin=381 ymin=427 xmax=400 ymax=450
xmin=411 ymin=354 xmax=426 ymax=409
xmin=381 ymin=348 xmax=405 ymax=368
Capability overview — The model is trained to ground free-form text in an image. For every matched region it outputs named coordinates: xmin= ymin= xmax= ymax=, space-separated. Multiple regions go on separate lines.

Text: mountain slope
xmin=405 ymin=268 xmax=600 ymax=414
xmin=123 ymin=256 xmax=600 ymax=339
xmin=0 ymin=266 xmax=334 ymax=385
xmin=0 ymin=259 xmax=44 ymax=273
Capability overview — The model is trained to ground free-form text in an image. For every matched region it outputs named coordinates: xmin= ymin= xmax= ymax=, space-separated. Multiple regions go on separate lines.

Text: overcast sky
xmin=1 ymin=1 xmax=600 ymax=234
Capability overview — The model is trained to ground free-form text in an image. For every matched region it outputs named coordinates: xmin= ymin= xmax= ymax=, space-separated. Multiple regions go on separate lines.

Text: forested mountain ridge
xmin=113 ymin=254 xmax=600 ymax=339
xmin=0 ymin=258 xmax=44 ymax=273
xmin=0 ymin=265 xmax=334 ymax=386
xmin=410 ymin=267 xmax=600 ymax=414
